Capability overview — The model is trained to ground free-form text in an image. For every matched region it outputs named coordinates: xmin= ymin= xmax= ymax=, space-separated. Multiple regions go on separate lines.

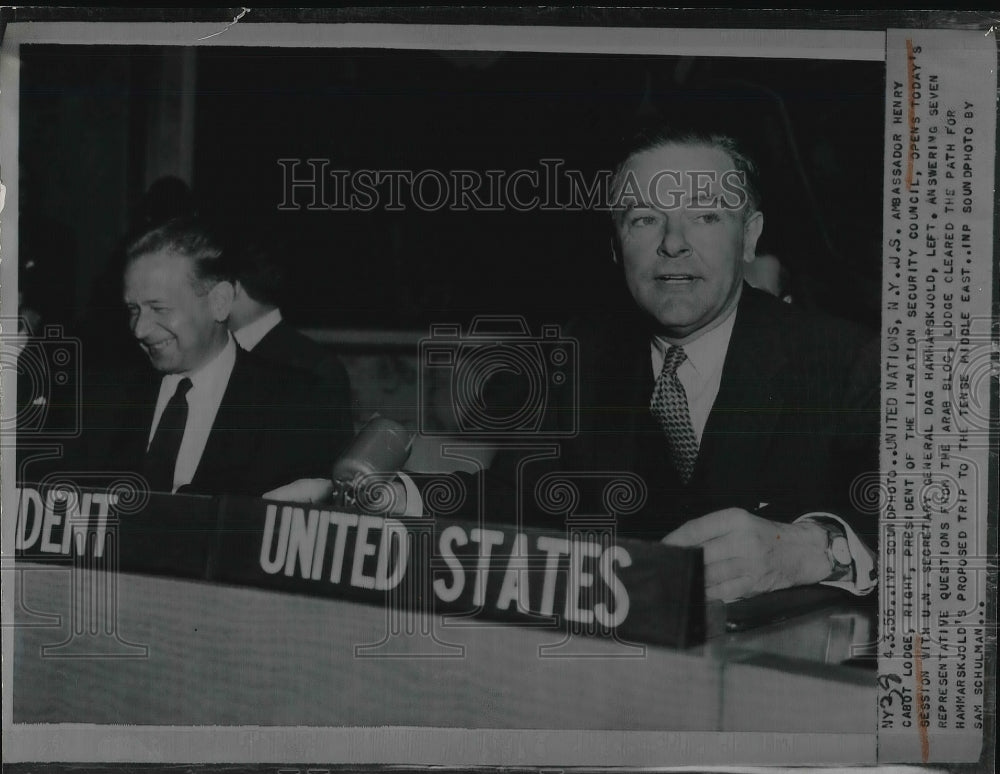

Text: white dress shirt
xmin=147 ymin=335 xmax=238 ymax=493
xmin=233 ymin=308 xmax=282 ymax=351
xmin=650 ymin=308 xmax=737 ymax=445
xmin=650 ymin=305 xmax=875 ymax=596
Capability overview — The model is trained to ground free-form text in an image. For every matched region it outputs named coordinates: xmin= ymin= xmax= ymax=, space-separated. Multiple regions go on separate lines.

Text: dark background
xmin=18 ymin=45 xmax=884 ymax=349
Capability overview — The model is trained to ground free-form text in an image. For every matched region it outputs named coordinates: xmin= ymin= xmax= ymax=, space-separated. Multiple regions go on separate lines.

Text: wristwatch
xmin=822 ymin=522 xmax=855 ymax=582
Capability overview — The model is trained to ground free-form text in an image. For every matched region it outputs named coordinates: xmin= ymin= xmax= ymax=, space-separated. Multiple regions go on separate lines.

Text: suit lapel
xmin=122 ymin=370 xmax=161 ymax=461
xmin=591 ymin=314 xmax=680 ymax=489
xmin=191 ymin=348 xmax=254 ymax=488
xmin=694 ymin=287 xmax=789 ymax=499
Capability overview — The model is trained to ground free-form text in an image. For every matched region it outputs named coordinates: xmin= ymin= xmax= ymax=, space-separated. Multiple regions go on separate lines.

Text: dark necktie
xmin=649 ymin=345 xmax=699 ymax=484
xmin=144 ymin=377 xmax=193 ymax=492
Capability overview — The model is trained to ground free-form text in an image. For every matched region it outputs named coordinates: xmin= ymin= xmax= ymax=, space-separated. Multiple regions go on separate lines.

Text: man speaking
xmin=272 ymin=124 xmax=879 ymax=603
xmin=595 ymin=125 xmax=878 ymax=602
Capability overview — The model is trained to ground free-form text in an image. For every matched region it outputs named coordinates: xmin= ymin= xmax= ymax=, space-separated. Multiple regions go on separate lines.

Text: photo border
xmin=1 ymin=7 xmax=995 ymax=773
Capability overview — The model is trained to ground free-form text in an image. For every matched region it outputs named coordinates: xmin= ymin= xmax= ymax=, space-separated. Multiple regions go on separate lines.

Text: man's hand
xmin=662 ymin=508 xmax=830 ymax=602
xmin=262 ymin=478 xmax=334 ymax=504
xmin=262 ymin=477 xmax=411 ymax=516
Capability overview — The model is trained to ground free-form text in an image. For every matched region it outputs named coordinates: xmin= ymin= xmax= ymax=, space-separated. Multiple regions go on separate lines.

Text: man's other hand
xmin=662 ymin=508 xmax=830 ymax=602
xmin=262 ymin=476 xmax=411 ymax=516
xmin=263 ymin=478 xmax=334 ymax=503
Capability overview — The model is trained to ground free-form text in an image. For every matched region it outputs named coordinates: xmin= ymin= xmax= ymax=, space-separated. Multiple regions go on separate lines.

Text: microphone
xmin=330 ymin=415 xmax=413 ymax=512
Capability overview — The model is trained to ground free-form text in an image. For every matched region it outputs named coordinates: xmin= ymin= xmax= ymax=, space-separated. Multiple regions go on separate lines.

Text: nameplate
xmin=12 ymin=483 xmax=218 ymax=578
xmin=215 ymin=495 xmax=705 ymax=647
xmin=13 ymin=484 xmax=705 ymax=648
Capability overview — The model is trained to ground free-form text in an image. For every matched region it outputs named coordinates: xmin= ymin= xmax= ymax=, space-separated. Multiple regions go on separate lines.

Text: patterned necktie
xmin=144 ymin=377 xmax=193 ymax=492
xmin=649 ymin=345 xmax=699 ymax=484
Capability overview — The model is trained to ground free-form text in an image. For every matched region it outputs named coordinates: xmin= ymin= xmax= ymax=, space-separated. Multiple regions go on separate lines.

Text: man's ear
xmin=208 ymin=280 xmax=235 ymax=322
xmin=610 ymin=215 xmax=625 ymax=265
xmin=742 ymin=210 xmax=764 ymax=262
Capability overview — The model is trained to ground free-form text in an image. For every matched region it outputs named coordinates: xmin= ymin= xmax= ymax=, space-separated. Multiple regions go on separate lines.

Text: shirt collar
xmin=233 ymin=308 xmax=282 ymax=351
xmin=653 ymin=302 xmax=739 ymax=378
xmin=161 ymin=334 xmax=238 ymax=394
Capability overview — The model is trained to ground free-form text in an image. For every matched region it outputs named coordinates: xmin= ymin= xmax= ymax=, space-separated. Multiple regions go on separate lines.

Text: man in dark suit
xmin=556 ymin=126 xmax=876 ymax=601
xmin=273 ymin=125 xmax=879 ymax=602
xmin=493 ymin=287 xmax=879 ymax=601
xmin=68 ymin=217 xmax=352 ymax=497
xmin=492 ymin=126 xmax=877 ymax=602
xmin=226 ymin=240 xmax=354 ymax=399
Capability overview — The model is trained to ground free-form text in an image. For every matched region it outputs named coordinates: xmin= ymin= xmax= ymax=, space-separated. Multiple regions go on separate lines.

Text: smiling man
xmin=125 ymin=246 xmax=232 ymax=376
xmin=73 ymin=217 xmax=351 ymax=496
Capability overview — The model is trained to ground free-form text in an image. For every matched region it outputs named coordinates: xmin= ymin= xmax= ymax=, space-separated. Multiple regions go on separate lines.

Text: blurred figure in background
xmin=225 ymin=237 xmax=353 ymax=398
xmin=745 ymin=252 xmax=793 ymax=304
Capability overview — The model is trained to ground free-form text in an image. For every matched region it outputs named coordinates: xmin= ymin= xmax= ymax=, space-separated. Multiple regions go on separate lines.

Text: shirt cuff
xmin=396 ymin=472 xmax=425 ymax=517
xmin=795 ymin=512 xmax=877 ymax=596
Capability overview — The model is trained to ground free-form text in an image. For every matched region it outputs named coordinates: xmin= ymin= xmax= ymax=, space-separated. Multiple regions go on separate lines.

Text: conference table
xmin=11 ymin=557 xmax=875 ymax=732
xmin=8 ymin=482 xmax=876 ymax=738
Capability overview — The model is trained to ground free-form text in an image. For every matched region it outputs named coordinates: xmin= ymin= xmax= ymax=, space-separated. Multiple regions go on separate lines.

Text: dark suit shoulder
xmin=561 ymin=308 xmax=651 ymax=366
xmin=228 ymin=346 xmax=342 ymax=412
xmin=228 ymin=346 xmax=294 ymax=397
xmin=248 ymin=340 xmax=355 ymax=440
xmin=254 ymin=321 xmax=350 ymax=389
xmin=738 ymin=286 xmax=877 ymax=370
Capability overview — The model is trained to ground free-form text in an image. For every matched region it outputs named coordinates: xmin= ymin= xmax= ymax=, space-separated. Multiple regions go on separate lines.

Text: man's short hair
xmin=610 ymin=121 xmax=763 ymax=217
xmin=124 ymin=216 xmax=231 ymax=290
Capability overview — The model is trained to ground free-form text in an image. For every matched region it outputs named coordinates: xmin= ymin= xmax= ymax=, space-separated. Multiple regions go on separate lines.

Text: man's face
xmin=615 ymin=142 xmax=763 ymax=342
xmin=123 ymin=249 xmax=230 ymax=374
